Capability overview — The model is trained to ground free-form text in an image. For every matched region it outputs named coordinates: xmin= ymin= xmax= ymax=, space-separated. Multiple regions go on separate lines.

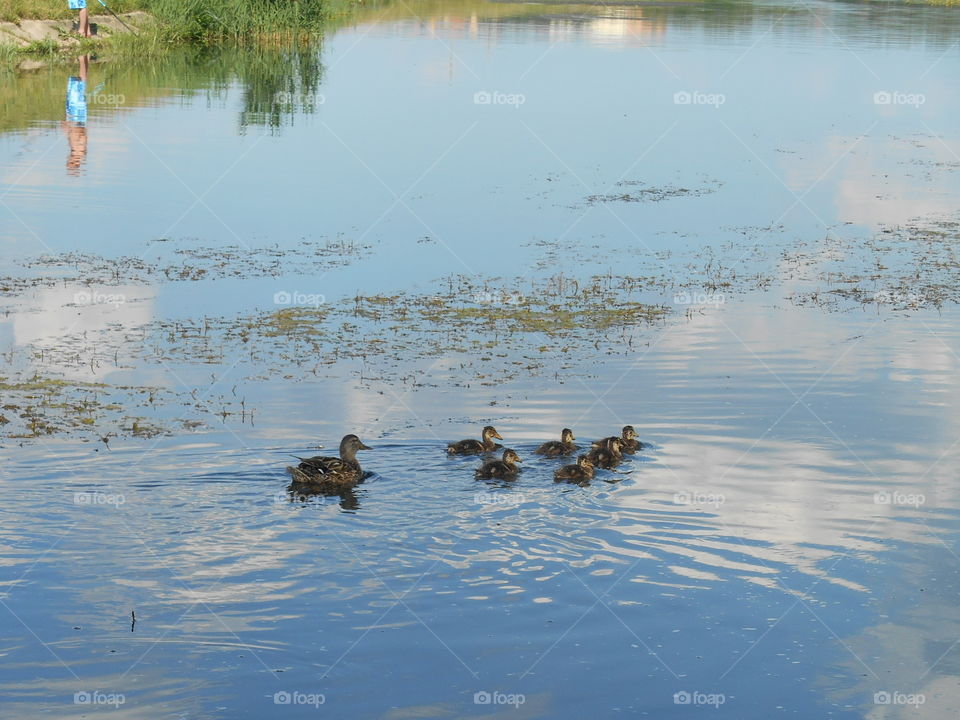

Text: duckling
xmin=595 ymin=425 xmax=643 ymax=454
xmin=287 ymin=434 xmax=372 ymax=492
xmin=475 ymin=449 xmax=522 ymax=479
xmin=447 ymin=425 xmax=503 ymax=455
xmin=554 ymin=455 xmax=594 ymax=484
xmin=586 ymin=437 xmax=623 ymax=469
xmin=534 ymin=428 xmax=578 ymax=457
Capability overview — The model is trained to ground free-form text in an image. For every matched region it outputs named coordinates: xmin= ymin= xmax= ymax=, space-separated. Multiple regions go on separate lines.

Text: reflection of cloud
xmin=602 ymin=303 xmax=960 ymax=589
xmin=781 ymin=134 xmax=960 ymax=230
xmin=9 ymin=284 xmax=154 ymax=381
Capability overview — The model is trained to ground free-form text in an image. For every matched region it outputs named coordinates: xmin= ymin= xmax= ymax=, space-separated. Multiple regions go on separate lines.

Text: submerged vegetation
xmin=4 ymin=211 xmax=960 ymax=440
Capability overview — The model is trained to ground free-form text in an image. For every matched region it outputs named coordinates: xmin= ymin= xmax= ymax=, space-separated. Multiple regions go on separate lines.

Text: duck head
xmin=339 ymin=434 xmax=373 ymax=460
xmin=502 ymin=449 xmax=522 ymax=465
xmin=622 ymin=425 xmax=637 ymax=440
xmin=483 ymin=425 xmax=504 ymax=442
xmin=577 ymin=454 xmax=593 ymax=469
xmin=561 ymin=428 xmax=575 ymax=444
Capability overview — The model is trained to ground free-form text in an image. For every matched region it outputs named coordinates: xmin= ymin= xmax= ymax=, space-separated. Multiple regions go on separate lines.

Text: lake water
xmin=1 ymin=0 xmax=960 ymax=717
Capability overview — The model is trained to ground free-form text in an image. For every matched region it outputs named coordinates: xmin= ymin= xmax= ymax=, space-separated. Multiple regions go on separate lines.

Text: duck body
xmin=286 ymin=434 xmax=372 ymax=492
xmin=475 ymin=449 xmax=523 ymax=479
xmin=586 ymin=437 xmax=623 ymax=469
xmin=447 ymin=425 xmax=503 ymax=455
xmin=554 ymin=455 xmax=595 ymax=484
xmin=534 ymin=428 xmax=578 ymax=457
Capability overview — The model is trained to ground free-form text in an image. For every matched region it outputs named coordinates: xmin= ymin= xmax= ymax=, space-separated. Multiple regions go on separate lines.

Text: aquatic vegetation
xmin=585 ymin=179 xmax=723 ymax=206
xmin=786 ymin=217 xmax=960 ymax=311
xmin=5 ymin=235 xmax=369 ymax=292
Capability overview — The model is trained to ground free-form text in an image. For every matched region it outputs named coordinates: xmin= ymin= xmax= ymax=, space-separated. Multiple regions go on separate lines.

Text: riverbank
xmin=0 ymin=0 xmax=355 ymax=69
xmin=0 ymin=10 xmax=152 ymax=53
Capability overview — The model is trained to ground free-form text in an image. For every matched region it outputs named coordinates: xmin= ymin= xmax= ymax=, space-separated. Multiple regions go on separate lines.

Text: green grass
xmin=22 ymin=37 xmax=58 ymax=53
xmin=145 ymin=0 xmax=329 ymax=43
xmin=1 ymin=0 xmax=147 ymax=22
xmin=1 ymin=0 xmax=348 ymax=35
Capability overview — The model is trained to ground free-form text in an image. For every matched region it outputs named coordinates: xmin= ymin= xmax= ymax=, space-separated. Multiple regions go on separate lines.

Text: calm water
xmin=2 ymin=0 xmax=960 ymax=717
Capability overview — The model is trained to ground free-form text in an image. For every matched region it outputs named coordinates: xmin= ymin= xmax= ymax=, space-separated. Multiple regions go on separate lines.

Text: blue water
xmin=2 ymin=0 xmax=960 ymax=717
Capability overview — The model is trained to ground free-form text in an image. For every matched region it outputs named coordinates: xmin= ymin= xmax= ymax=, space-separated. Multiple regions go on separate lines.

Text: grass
xmin=1 ymin=0 xmax=359 ymax=70
xmin=1 ymin=0 xmax=351 ymax=34
xmin=1 ymin=0 xmax=147 ymax=22
xmin=145 ymin=0 xmax=329 ymax=43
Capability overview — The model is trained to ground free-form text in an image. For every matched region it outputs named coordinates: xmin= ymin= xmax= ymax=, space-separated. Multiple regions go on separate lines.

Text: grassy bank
xmin=1 ymin=0 xmax=342 ymax=31
xmin=1 ymin=0 xmax=360 ymax=70
xmin=1 ymin=0 xmax=146 ymax=22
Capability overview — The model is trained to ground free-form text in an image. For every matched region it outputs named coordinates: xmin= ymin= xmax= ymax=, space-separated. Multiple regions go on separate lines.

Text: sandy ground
xmin=0 ymin=10 xmax=151 ymax=47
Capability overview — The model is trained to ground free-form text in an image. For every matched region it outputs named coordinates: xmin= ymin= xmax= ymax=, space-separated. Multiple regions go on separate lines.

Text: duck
xmin=447 ymin=425 xmax=503 ymax=455
xmin=286 ymin=434 xmax=372 ymax=491
xmin=586 ymin=436 xmax=623 ymax=469
xmin=475 ymin=449 xmax=523 ymax=479
xmin=534 ymin=428 xmax=578 ymax=457
xmin=554 ymin=455 xmax=594 ymax=484
xmin=594 ymin=425 xmax=642 ymax=454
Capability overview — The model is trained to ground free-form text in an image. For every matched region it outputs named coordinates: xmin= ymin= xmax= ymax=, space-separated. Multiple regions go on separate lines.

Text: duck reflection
xmin=62 ymin=54 xmax=89 ymax=176
xmin=284 ymin=485 xmax=362 ymax=511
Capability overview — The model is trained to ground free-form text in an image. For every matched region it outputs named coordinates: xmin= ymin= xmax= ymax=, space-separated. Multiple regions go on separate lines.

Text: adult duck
xmin=287 ymin=434 xmax=372 ymax=492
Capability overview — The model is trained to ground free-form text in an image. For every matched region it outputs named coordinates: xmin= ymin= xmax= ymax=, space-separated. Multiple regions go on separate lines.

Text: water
xmin=2 ymin=0 xmax=960 ymax=717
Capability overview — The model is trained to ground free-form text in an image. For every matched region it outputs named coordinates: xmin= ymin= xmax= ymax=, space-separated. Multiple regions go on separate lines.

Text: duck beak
xmin=358 ymin=441 xmax=372 ymax=450
xmin=515 ymin=456 xmax=523 ymax=463
xmin=493 ymin=431 xmax=504 ymax=440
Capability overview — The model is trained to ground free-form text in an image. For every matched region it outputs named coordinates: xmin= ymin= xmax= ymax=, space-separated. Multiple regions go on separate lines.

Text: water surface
xmin=1 ymin=0 xmax=960 ymax=717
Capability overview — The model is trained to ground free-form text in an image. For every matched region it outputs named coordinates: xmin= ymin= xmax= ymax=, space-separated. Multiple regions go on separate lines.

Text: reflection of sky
xmin=1 ymin=2 xmax=960 ymax=716
xmin=1 ymin=0 xmax=958 ymax=282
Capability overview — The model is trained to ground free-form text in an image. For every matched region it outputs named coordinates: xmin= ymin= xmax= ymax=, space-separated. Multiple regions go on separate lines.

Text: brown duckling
xmin=554 ymin=455 xmax=594 ymax=484
xmin=595 ymin=425 xmax=643 ymax=454
xmin=475 ymin=449 xmax=522 ymax=479
xmin=534 ymin=428 xmax=578 ymax=457
xmin=287 ymin=434 xmax=372 ymax=492
xmin=447 ymin=425 xmax=503 ymax=455
xmin=586 ymin=436 xmax=623 ymax=469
